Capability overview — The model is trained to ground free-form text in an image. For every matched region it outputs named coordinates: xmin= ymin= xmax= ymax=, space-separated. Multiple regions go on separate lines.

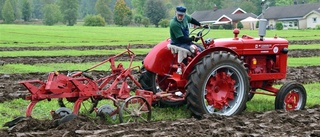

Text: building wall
xmin=268 ymin=19 xmax=276 ymax=29
xmin=306 ymin=13 xmax=320 ymax=28
xmin=242 ymin=22 xmax=257 ymax=30
xmin=299 ymin=19 xmax=307 ymax=29
xmin=281 ymin=20 xmax=299 ymax=30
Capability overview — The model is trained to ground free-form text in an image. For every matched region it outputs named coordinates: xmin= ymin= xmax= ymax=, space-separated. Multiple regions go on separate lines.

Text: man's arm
xmin=190 ymin=18 xmax=201 ymax=26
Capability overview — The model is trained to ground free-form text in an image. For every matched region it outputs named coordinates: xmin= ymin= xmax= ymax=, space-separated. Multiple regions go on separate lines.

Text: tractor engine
xmin=246 ymin=55 xmax=278 ymax=74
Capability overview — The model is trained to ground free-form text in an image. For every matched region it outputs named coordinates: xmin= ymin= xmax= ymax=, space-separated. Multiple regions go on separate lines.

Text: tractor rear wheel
xmin=275 ymin=82 xmax=306 ymax=110
xmin=138 ymin=66 xmax=185 ymax=107
xmin=186 ymin=51 xmax=249 ymax=117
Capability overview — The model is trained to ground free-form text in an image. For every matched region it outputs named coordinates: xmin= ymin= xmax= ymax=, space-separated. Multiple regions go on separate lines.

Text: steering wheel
xmin=189 ymin=25 xmax=211 ymax=41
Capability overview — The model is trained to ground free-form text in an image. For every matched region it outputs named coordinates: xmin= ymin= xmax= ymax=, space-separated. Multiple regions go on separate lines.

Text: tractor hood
xmin=212 ymin=36 xmax=289 ymax=55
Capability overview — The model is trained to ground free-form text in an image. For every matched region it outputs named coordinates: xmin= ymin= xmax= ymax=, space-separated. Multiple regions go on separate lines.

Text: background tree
xmin=131 ymin=0 xmax=146 ymax=16
xmin=159 ymin=19 xmax=170 ymax=28
xmin=276 ymin=22 xmax=283 ymax=30
xmin=133 ymin=14 xmax=143 ymax=26
xmin=2 ymin=0 xmax=15 ymax=23
xmin=83 ymin=14 xmax=106 ymax=26
xmin=275 ymin=0 xmax=292 ymax=6
xmin=239 ymin=0 xmax=257 ymax=15
xmin=22 ymin=0 xmax=31 ymax=21
xmin=144 ymin=0 xmax=167 ymax=27
xmin=114 ymin=0 xmax=132 ymax=26
xmin=237 ymin=22 xmax=243 ymax=29
xmin=182 ymin=0 xmax=221 ymax=14
xmin=58 ymin=0 xmax=79 ymax=26
xmin=79 ymin=0 xmax=97 ymax=19
xmin=42 ymin=4 xmax=61 ymax=25
xmin=95 ymin=0 xmax=113 ymax=24
xmin=0 ymin=0 xmax=6 ymax=20
xmin=9 ymin=0 xmax=21 ymax=20
xmin=30 ymin=0 xmax=43 ymax=19
xmin=141 ymin=17 xmax=150 ymax=27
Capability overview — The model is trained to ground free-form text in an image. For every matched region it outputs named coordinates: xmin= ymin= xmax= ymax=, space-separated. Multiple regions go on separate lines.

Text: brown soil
xmin=1 ymin=106 xmax=320 ymax=136
xmin=1 ymin=42 xmax=320 ymax=136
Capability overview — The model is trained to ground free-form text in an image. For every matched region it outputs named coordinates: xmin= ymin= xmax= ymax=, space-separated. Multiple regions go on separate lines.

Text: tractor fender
xmin=143 ymin=39 xmax=175 ymax=75
xmin=182 ymin=47 xmax=239 ymax=79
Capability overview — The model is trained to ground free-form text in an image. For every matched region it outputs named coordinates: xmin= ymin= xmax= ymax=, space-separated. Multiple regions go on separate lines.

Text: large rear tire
xmin=138 ymin=67 xmax=185 ymax=106
xmin=186 ymin=51 xmax=249 ymax=117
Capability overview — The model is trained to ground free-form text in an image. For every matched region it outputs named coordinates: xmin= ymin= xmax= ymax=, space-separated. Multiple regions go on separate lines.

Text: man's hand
xmin=194 ymin=36 xmax=200 ymax=42
xmin=201 ymin=24 xmax=209 ymax=29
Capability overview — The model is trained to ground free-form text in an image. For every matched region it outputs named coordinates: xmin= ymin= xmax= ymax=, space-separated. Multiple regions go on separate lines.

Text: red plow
xmin=14 ymin=45 xmax=162 ymax=126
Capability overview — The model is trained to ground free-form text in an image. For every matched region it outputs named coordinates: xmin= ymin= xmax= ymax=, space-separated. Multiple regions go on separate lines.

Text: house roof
xmin=263 ymin=3 xmax=320 ymax=19
xmin=191 ymin=7 xmax=256 ymax=24
xmin=226 ymin=13 xmax=257 ymax=21
xmin=303 ymin=9 xmax=320 ymax=18
xmin=191 ymin=7 xmax=240 ymax=22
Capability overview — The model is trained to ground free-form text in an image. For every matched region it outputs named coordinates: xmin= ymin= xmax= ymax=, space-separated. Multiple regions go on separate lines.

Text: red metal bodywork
xmin=144 ymin=31 xmax=288 ymax=96
xmin=20 ymin=47 xmax=155 ymax=117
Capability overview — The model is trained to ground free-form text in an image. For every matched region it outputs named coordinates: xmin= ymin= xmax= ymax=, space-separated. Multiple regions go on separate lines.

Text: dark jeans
xmin=176 ymin=43 xmax=204 ymax=52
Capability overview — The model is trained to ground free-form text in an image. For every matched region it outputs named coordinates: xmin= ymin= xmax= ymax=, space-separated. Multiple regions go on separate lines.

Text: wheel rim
xmin=119 ymin=96 xmax=151 ymax=123
xmin=284 ymin=89 xmax=303 ymax=110
xmin=202 ymin=65 xmax=245 ymax=115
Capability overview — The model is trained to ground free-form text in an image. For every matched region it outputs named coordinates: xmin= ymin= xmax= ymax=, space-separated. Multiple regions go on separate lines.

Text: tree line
xmin=1 ymin=0 xmax=319 ymax=26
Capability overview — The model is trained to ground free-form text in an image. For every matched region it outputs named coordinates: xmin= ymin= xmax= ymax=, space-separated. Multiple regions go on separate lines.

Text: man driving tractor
xmin=169 ymin=6 xmax=206 ymax=53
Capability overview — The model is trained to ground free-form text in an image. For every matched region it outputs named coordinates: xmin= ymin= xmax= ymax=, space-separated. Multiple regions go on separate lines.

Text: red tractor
xmin=138 ymin=19 xmax=306 ymax=117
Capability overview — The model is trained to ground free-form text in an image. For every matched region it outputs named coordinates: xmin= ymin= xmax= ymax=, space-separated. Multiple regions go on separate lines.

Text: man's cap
xmin=176 ymin=6 xmax=186 ymax=15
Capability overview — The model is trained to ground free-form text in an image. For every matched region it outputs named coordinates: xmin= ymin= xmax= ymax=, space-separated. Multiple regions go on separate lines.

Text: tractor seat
xmin=167 ymin=44 xmax=192 ymax=64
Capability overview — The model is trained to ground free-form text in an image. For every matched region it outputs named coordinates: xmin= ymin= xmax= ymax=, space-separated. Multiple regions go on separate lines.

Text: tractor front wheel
xmin=275 ymin=82 xmax=306 ymax=110
xmin=186 ymin=51 xmax=249 ymax=117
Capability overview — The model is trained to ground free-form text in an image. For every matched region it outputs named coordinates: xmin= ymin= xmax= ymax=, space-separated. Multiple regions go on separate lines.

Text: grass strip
xmin=289 ymin=44 xmax=320 ymax=49
xmin=287 ymin=56 xmax=320 ymax=67
xmin=0 ymin=61 xmax=142 ymax=74
xmin=1 ymin=24 xmax=320 ymax=47
xmin=0 ymin=49 xmax=151 ymax=57
xmin=0 ymin=56 xmax=318 ymax=74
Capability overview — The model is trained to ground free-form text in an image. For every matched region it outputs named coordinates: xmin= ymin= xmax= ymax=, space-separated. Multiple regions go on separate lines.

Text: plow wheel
xmin=96 ymin=104 xmax=117 ymax=120
xmin=186 ymin=51 xmax=249 ymax=117
xmin=275 ymin=82 xmax=306 ymax=111
xmin=119 ymin=96 xmax=152 ymax=123
xmin=139 ymin=66 xmax=185 ymax=107
xmin=54 ymin=107 xmax=72 ymax=118
xmin=58 ymin=97 xmax=99 ymax=114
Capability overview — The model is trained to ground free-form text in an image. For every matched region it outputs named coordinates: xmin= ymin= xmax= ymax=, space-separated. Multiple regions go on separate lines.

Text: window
xmin=313 ymin=17 xmax=317 ymax=23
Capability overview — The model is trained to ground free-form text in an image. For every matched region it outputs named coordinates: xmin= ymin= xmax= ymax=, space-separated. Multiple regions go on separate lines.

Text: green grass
xmin=246 ymin=83 xmax=320 ymax=112
xmin=0 ymin=24 xmax=169 ymax=47
xmin=0 ymin=61 xmax=142 ymax=74
xmin=1 ymin=24 xmax=320 ymax=47
xmin=0 ymin=49 xmax=150 ymax=57
xmin=289 ymin=44 xmax=320 ymax=49
xmin=288 ymin=57 xmax=320 ymax=67
xmin=0 ymin=56 xmax=317 ymax=74
xmin=0 ymin=83 xmax=318 ymax=128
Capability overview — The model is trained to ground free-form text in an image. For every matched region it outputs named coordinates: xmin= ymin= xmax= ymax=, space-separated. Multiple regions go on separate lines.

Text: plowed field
xmin=1 ymin=41 xmax=320 ymax=136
